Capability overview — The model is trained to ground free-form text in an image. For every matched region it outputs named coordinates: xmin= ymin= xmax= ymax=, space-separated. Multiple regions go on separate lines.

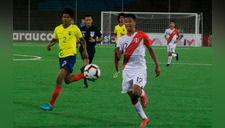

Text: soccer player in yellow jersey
xmin=40 ymin=7 xmax=89 ymax=111
xmin=110 ymin=13 xmax=127 ymax=78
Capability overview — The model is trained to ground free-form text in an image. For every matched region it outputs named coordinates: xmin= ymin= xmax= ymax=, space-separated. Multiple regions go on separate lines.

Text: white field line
xmin=37 ymin=59 xmax=212 ymax=66
xmin=13 ymin=44 xmax=193 ymax=49
xmin=13 ymin=54 xmax=42 ymax=61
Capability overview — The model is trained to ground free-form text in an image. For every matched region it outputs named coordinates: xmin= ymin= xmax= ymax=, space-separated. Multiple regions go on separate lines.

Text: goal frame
xmin=101 ymin=11 xmax=202 ymax=47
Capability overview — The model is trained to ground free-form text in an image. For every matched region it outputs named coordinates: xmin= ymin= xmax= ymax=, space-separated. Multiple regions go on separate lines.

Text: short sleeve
xmin=75 ymin=26 xmax=82 ymax=38
xmin=176 ymin=29 xmax=180 ymax=36
xmin=52 ymin=27 xmax=58 ymax=39
xmin=143 ymin=33 xmax=151 ymax=46
xmin=114 ymin=26 xmax=117 ymax=34
xmin=116 ymin=38 xmax=122 ymax=50
xmin=96 ymin=29 xmax=102 ymax=38
xmin=164 ymin=29 xmax=167 ymax=36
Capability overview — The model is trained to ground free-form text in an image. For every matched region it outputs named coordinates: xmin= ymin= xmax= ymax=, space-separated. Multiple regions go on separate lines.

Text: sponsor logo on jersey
xmin=90 ymin=31 xmax=95 ymax=37
xmin=134 ymin=37 xmax=139 ymax=43
xmin=68 ymin=31 xmax=72 ymax=35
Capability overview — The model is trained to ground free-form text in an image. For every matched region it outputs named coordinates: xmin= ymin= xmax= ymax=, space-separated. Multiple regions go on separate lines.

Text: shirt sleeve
xmin=164 ymin=29 xmax=167 ymax=36
xmin=52 ymin=27 xmax=58 ymax=39
xmin=176 ymin=29 xmax=180 ymax=36
xmin=96 ymin=29 xmax=102 ymax=38
xmin=143 ymin=33 xmax=151 ymax=46
xmin=114 ymin=26 xmax=117 ymax=34
xmin=116 ymin=38 xmax=121 ymax=48
xmin=75 ymin=26 xmax=82 ymax=38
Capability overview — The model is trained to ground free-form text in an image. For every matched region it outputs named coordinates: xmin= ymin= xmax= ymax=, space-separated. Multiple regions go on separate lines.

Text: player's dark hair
xmin=85 ymin=14 xmax=93 ymax=19
xmin=170 ymin=20 xmax=175 ymax=23
xmin=117 ymin=13 xmax=125 ymax=22
xmin=62 ymin=7 xmax=75 ymax=18
xmin=124 ymin=14 xmax=136 ymax=21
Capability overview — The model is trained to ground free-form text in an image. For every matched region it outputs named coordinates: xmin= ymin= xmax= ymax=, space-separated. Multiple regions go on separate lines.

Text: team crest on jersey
xmin=134 ymin=37 xmax=139 ymax=43
xmin=68 ymin=31 xmax=72 ymax=35
xmin=90 ymin=31 xmax=95 ymax=37
xmin=123 ymin=28 xmax=125 ymax=31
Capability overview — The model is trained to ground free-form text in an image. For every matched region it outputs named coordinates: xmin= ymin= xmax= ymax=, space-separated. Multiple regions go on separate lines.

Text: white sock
xmin=133 ymin=102 xmax=147 ymax=119
xmin=172 ymin=54 xmax=177 ymax=57
xmin=168 ymin=56 xmax=172 ymax=64
xmin=140 ymin=90 xmax=145 ymax=97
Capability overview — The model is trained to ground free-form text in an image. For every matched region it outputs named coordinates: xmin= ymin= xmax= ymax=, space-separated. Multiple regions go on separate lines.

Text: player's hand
xmin=89 ymin=37 xmax=95 ymax=43
xmin=155 ymin=66 xmax=160 ymax=77
xmin=82 ymin=51 xmax=89 ymax=59
xmin=47 ymin=44 xmax=52 ymax=51
xmin=174 ymin=40 xmax=179 ymax=43
xmin=109 ymin=38 xmax=113 ymax=42
xmin=83 ymin=59 xmax=89 ymax=66
xmin=114 ymin=47 xmax=120 ymax=53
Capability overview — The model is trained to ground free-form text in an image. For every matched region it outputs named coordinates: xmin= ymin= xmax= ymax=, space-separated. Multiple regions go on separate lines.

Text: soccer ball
xmin=84 ymin=64 xmax=101 ymax=80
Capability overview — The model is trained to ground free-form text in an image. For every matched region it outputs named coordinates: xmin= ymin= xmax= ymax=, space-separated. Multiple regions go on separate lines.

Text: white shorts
xmin=167 ymin=43 xmax=176 ymax=53
xmin=121 ymin=69 xmax=147 ymax=93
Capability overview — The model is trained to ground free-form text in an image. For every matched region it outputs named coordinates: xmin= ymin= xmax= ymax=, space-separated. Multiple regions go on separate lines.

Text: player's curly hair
xmin=62 ymin=7 xmax=75 ymax=18
xmin=124 ymin=14 xmax=136 ymax=21
xmin=117 ymin=13 xmax=125 ymax=22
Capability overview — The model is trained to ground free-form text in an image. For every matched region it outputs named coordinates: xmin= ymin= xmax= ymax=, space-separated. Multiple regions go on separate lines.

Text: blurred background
xmin=13 ymin=0 xmax=212 ymax=46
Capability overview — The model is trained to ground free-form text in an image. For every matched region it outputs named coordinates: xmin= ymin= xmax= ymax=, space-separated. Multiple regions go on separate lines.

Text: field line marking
xmin=38 ymin=59 xmax=212 ymax=66
xmin=13 ymin=54 xmax=42 ymax=61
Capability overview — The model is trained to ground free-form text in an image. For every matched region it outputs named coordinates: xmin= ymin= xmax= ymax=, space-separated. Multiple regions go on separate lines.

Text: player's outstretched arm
xmin=114 ymin=47 xmax=122 ymax=61
xmin=80 ymin=37 xmax=89 ymax=66
xmin=146 ymin=45 xmax=161 ymax=77
xmin=47 ymin=39 xmax=57 ymax=51
xmin=109 ymin=34 xmax=117 ymax=42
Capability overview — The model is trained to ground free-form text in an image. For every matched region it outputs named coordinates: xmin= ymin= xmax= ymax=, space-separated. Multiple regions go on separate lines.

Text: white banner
xmin=13 ymin=31 xmax=53 ymax=42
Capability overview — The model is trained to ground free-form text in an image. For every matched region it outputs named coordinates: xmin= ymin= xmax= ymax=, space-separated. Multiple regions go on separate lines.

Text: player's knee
xmin=56 ymin=76 xmax=63 ymax=85
xmin=131 ymin=89 xmax=139 ymax=97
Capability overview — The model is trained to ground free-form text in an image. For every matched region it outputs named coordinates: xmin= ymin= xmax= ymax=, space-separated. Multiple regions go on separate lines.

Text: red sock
xmin=72 ymin=73 xmax=84 ymax=81
xmin=130 ymin=99 xmax=138 ymax=105
xmin=114 ymin=58 xmax=119 ymax=72
xmin=49 ymin=85 xmax=62 ymax=106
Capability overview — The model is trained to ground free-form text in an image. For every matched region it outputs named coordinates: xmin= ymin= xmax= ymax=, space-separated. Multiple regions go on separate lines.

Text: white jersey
xmin=164 ymin=28 xmax=180 ymax=45
xmin=116 ymin=30 xmax=151 ymax=70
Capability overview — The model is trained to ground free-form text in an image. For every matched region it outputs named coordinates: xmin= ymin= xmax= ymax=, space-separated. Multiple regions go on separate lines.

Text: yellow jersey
xmin=52 ymin=24 xmax=82 ymax=58
xmin=114 ymin=24 xmax=127 ymax=43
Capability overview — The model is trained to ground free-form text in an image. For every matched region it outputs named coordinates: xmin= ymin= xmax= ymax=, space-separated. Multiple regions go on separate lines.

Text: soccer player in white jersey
xmin=164 ymin=20 xmax=181 ymax=67
xmin=115 ymin=14 xmax=160 ymax=127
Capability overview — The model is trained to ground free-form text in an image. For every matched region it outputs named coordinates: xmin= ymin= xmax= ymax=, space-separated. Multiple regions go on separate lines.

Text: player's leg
xmin=128 ymin=89 xmax=149 ymax=127
xmin=167 ymin=45 xmax=173 ymax=67
xmin=113 ymin=52 xmax=120 ymax=78
xmin=171 ymin=44 xmax=179 ymax=61
xmin=64 ymin=73 xmax=84 ymax=84
xmin=40 ymin=68 xmax=67 ymax=111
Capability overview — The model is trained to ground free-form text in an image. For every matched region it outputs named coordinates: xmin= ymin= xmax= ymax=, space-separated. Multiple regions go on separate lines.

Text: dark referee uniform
xmin=79 ymin=26 xmax=102 ymax=63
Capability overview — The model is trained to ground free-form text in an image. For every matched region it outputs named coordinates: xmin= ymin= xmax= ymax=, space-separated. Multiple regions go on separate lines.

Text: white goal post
xmin=101 ymin=11 xmax=202 ymax=47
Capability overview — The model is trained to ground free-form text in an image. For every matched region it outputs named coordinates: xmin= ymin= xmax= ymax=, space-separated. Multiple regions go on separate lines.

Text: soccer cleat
xmin=113 ymin=71 xmax=120 ymax=78
xmin=83 ymin=83 xmax=88 ymax=88
xmin=40 ymin=103 xmax=53 ymax=111
xmin=140 ymin=90 xmax=148 ymax=108
xmin=166 ymin=64 xmax=170 ymax=67
xmin=139 ymin=117 xmax=150 ymax=127
xmin=176 ymin=54 xmax=179 ymax=61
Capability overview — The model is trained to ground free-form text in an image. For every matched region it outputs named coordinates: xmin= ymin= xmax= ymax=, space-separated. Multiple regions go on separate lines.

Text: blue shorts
xmin=59 ymin=56 xmax=76 ymax=74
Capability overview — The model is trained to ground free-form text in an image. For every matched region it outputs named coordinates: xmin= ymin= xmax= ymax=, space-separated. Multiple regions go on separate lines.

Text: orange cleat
xmin=139 ymin=117 xmax=150 ymax=127
xmin=140 ymin=90 xmax=148 ymax=108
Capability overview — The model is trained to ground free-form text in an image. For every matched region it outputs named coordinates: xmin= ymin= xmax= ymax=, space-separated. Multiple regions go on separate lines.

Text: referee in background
xmin=79 ymin=14 xmax=103 ymax=88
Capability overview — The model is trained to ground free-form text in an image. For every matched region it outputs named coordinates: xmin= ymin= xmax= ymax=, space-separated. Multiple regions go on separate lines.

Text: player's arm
xmin=80 ymin=37 xmax=89 ymax=66
xmin=114 ymin=47 xmax=122 ymax=61
xmin=146 ymin=44 xmax=161 ymax=77
xmin=174 ymin=32 xmax=181 ymax=43
xmin=47 ymin=39 xmax=57 ymax=51
xmin=110 ymin=34 xmax=117 ymax=42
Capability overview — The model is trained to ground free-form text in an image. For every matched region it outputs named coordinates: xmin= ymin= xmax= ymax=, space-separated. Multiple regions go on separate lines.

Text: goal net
xmin=101 ymin=11 xmax=202 ymax=46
